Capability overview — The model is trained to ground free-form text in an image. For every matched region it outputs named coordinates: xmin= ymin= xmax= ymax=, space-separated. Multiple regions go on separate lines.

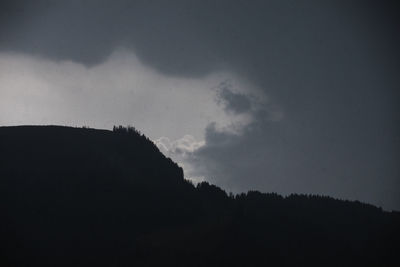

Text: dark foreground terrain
xmin=0 ymin=126 xmax=399 ymax=266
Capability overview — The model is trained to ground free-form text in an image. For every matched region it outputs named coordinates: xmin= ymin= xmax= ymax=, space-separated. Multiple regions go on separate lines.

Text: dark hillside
xmin=0 ymin=126 xmax=398 ymax=266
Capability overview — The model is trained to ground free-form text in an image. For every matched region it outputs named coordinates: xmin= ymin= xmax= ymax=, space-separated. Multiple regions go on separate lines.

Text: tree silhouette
xmin=0 ymin=125 xmax=398 ymax=266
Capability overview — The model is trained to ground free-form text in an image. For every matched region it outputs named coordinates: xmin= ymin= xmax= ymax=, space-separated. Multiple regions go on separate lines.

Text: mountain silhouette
xmin=0 ymin=125 xmax=398 ymax=266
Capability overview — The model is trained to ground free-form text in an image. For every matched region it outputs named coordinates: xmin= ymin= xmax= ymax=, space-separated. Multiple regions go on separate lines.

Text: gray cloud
xmin=1 ymin=0 xmax=399 ymax=210
xmin=215 ymin=81 xmax=252 ymax=115
xmin=189 ymin=106 xmax=400 ymax=211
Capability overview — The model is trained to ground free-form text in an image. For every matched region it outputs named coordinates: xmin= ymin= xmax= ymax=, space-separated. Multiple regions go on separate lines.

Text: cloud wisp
xmin=159 ymin=81 xmax=284 ymax=186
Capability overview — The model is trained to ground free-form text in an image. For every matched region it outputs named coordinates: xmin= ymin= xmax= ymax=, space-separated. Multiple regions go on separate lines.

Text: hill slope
xmin=0 ymin=126 xmax=398 ymax=266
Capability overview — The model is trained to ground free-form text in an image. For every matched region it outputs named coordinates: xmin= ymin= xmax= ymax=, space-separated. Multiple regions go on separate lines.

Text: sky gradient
xmin=1 ymin=0 xmax=399 ymax=210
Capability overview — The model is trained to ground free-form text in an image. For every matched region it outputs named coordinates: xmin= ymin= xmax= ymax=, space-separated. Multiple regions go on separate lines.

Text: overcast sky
xmin=1 ymin=0 xmax=399 ymax=210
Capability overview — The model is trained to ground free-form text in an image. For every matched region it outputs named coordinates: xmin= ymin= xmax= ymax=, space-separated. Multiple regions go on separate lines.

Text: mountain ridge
xmin=0 ymin=125 xmax=398 ymax=266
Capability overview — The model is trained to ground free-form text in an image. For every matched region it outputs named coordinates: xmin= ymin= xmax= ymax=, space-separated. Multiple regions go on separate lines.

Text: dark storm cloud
xmin=1 ymin=0 xmax=399 ymax=209
xmin=0 ymin=0 xmax=221 ymax=74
